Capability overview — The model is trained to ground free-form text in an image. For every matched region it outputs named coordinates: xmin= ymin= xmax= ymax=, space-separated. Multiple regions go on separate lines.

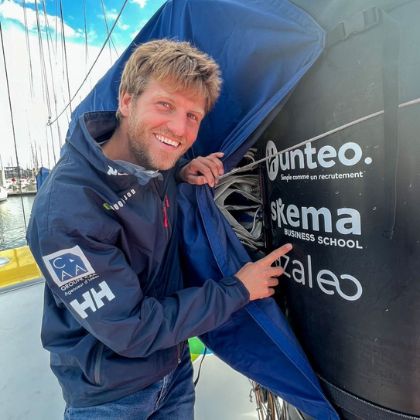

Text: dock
xmin=6 ymin=190 xmax=37 ymax=196
xmin=0 ymin=281 xmax=258 ymax=419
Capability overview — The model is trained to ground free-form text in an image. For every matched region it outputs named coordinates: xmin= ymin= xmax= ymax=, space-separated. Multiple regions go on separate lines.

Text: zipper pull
xmin=162 ymin=203 xmax=168 ymax=228
xmin=162 ymin=194 xmax=170 ymax=229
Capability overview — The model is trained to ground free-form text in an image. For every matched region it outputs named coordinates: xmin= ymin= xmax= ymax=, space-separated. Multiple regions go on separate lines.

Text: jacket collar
xmin=67 ymin=111 xmax=162 ymax=185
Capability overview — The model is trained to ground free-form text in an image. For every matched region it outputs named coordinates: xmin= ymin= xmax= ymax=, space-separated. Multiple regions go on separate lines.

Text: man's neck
xmin=102 ymin=125 xmax=130 ymax=162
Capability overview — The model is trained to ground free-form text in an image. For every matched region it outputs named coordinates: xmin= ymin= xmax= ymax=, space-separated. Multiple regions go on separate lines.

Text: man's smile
xmin=154 ymin=133 xmax=180 ymax=149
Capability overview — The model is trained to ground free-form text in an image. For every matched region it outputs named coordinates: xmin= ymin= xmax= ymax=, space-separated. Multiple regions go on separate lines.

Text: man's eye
xmin=158 ymin=102 xmax=171 ymax=109
xmin=188 ymin=113 xmax=198 ymax=121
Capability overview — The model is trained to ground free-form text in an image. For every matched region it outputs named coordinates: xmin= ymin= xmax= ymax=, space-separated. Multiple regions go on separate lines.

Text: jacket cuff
xmin=220 ymin=275 xmax=250 ymax=304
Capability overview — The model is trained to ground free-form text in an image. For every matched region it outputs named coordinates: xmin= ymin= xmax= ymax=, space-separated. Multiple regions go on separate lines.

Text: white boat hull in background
xmin=0 ymin=187 xmax=7 ymax=202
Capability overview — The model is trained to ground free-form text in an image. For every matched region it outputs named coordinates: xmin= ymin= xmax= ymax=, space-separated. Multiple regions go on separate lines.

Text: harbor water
xmin=0 ymin=195 xmax=35 ymax=250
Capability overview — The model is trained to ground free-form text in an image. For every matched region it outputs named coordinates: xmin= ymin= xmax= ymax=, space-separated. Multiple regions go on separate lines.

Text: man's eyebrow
xmin=191 ymin=109 xmax=205 ymax=117
xmin=154 ymin=94 xmax=205 ymax=116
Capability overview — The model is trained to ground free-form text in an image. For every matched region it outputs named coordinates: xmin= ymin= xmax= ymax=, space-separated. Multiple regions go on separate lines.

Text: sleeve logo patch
xmin=42 ymin=246 xmax=95 ymax=287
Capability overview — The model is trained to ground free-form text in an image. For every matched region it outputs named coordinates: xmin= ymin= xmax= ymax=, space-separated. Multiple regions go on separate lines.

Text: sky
xmin=0 ymin=0 xmax=166 ymax=170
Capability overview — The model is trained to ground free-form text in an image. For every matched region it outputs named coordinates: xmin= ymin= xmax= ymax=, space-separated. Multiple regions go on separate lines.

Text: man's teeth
xmin=156 ymin=134 xmax=180 ymax=148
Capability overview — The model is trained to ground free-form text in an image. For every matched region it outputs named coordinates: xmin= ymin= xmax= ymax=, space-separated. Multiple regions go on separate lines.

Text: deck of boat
xmin=0 ymin=281 xmax=258 ymax=419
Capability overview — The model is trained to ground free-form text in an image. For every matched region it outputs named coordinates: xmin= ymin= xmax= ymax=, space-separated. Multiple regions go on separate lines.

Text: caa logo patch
xmin=42 ymin=246 xmax=95 ymax=287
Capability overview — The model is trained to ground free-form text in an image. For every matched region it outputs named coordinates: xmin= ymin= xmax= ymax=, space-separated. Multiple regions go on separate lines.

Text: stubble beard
xmin=127 ymin=117 xmax=182 ymax=171
xmin=127 ymin=135 xmax=152 ymax=170
xmin=127 ymin=117 xmax=183 ymax=171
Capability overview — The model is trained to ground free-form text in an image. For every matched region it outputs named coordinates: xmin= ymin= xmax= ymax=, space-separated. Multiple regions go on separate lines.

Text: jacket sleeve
xmin=174 ymin=156 xmax=190 ymax=183
xmin=29 ymin=218 xmax=250 ymax=358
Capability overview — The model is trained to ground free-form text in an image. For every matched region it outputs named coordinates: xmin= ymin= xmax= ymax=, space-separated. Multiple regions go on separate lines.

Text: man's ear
xmin=119 ymin=91 xmax=133 ymax=118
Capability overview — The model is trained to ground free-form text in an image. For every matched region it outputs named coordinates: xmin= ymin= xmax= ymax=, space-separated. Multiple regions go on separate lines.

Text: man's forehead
xmin=148 ymin=78 xmax=206 ymax=112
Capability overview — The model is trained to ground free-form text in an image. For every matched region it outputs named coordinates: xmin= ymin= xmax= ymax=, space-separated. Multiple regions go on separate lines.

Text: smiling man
xmin=27 ymin=39 xmax=291 ymax=419
xmin=105 ymin=78 xmax=205 ymax=171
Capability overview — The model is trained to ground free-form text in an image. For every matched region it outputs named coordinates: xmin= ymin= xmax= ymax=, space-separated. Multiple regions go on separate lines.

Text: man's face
xmin=120 ymin=78 xmax=206 ymax=171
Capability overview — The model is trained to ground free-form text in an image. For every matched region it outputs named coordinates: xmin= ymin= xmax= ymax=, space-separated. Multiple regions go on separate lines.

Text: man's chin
xmin=156 ymin=161 xmax=178 ymax=171
xmin=149 ymin=157 xmax=179 ymax=171
xmin=131 ymin=151 xmax=178 ymax=171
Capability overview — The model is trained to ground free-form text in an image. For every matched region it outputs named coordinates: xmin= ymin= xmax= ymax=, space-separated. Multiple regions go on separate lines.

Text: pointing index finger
xmin=259 ymin=243 xmax=293 ymax=266
xmin=209 ymin=152 xmax=224 ymax=158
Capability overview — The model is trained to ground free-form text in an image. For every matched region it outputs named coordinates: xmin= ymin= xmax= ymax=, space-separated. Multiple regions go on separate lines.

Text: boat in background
xmin=0 ymin=164 xmax=8 ymax=202
xmin=0 ymin=186 xmax=7 ymax=202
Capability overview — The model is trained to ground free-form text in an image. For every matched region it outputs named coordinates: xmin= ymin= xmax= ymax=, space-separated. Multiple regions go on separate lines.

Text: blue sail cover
xmin=69 ymin=0 xmax=338 ymax=418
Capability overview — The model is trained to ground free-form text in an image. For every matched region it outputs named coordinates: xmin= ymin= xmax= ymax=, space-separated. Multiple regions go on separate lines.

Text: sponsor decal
xmin=70 ymin=281 xmax=115 ymax=319
xmin=271 ymin=197 xmax=361 ymax=236
xmin=103 ymin=188 xmax=136 ymax=211
xmin=265 ymin=140 xmax=373 ymax=182
xmin=42 ymin=246 xmax=95 ymax=287
xmin=107 ymin=165 xmax=128 ymax=176
xmin=266 ymin=139 xmax=368 ymax=302
xmin=278 ymin=253 xmax=363 ymax=302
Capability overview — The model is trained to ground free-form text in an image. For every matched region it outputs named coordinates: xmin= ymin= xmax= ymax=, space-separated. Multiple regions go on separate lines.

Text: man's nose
xmin=166 ymin=114 xmax=188 ymax=138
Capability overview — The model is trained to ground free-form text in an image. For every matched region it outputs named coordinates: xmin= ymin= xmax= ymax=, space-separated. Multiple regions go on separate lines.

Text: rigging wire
xmin=218 ymin=96 xmax=420 ymax=180
xmin=100 ymin=0 xmax=119 ymax=61
xmin=34 ymin=0 xmax=52 ymax=115
xmin=82 ymin=0 xmax=89 ymax=69
xmin=54 ymin=0 xmax=58 ymax=55
xmin=38 ymin=144 xmax=44 ymax=168
xmin=54 ymin=1 xmax=71 ymax=130
xmin=250 ymin=381 xmax=285 ymax=420
xmin=34 ymin=0 xmax=59 ymax=165
xmin=41 ymin=0 xmax=64 ymax=148
xmin=59 ymin=0 xmax=73 ymax=115
xmin=30 ymin=142 xmax=38 ymax=172
xmin=22 ymin=0 xmax=35 ymax=97
xmin=25 ymin=118 xmax=36 ymax=171
xmin=0 ymin=22 xmax=28 ymax=230
xmin=82 ymin=0 xmax=93 ymax=92
xmin=46 ymin=122 xmax=57 ymax=165
xmin=48 ymin=0 xmax=130 ymax=127
xmin=56 ymin=0 xmax=71 ymax=129
xmin=45 ymin=127 xmax=51 ymax=169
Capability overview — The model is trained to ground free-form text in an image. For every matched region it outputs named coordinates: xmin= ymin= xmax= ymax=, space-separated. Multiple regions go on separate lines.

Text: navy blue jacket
xmin=27 ymin=111 xmax=250 ymax=407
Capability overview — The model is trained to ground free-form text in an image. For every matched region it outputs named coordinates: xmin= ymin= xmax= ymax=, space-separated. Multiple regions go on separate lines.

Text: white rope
xmin=218 ymin=96 xmax=420 ymax=180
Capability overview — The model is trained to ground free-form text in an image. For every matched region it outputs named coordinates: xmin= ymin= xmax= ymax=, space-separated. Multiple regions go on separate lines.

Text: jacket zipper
xmin=162 ymin=194 xmax=170 ymax=235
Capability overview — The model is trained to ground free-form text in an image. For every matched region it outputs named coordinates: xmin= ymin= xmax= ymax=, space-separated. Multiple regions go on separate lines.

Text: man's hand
xmin=178 ymin=152 xmax=224 ymax=187
xmin=235 ymin=243 xmax=293 ymax=301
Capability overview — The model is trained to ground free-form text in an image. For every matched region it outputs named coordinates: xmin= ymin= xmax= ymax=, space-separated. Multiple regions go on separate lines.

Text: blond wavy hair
xmin=117 ymin=39 xmax=222 ymax=120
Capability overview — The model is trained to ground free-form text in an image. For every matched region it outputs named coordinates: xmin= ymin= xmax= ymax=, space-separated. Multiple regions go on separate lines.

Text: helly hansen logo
xmin=107 ymin=165 xmax=128 ymax=176
xmin=42 ymin=246 xmax=95 ymax=287
xmin=70 ymin=281 xmax=115 ymax=319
